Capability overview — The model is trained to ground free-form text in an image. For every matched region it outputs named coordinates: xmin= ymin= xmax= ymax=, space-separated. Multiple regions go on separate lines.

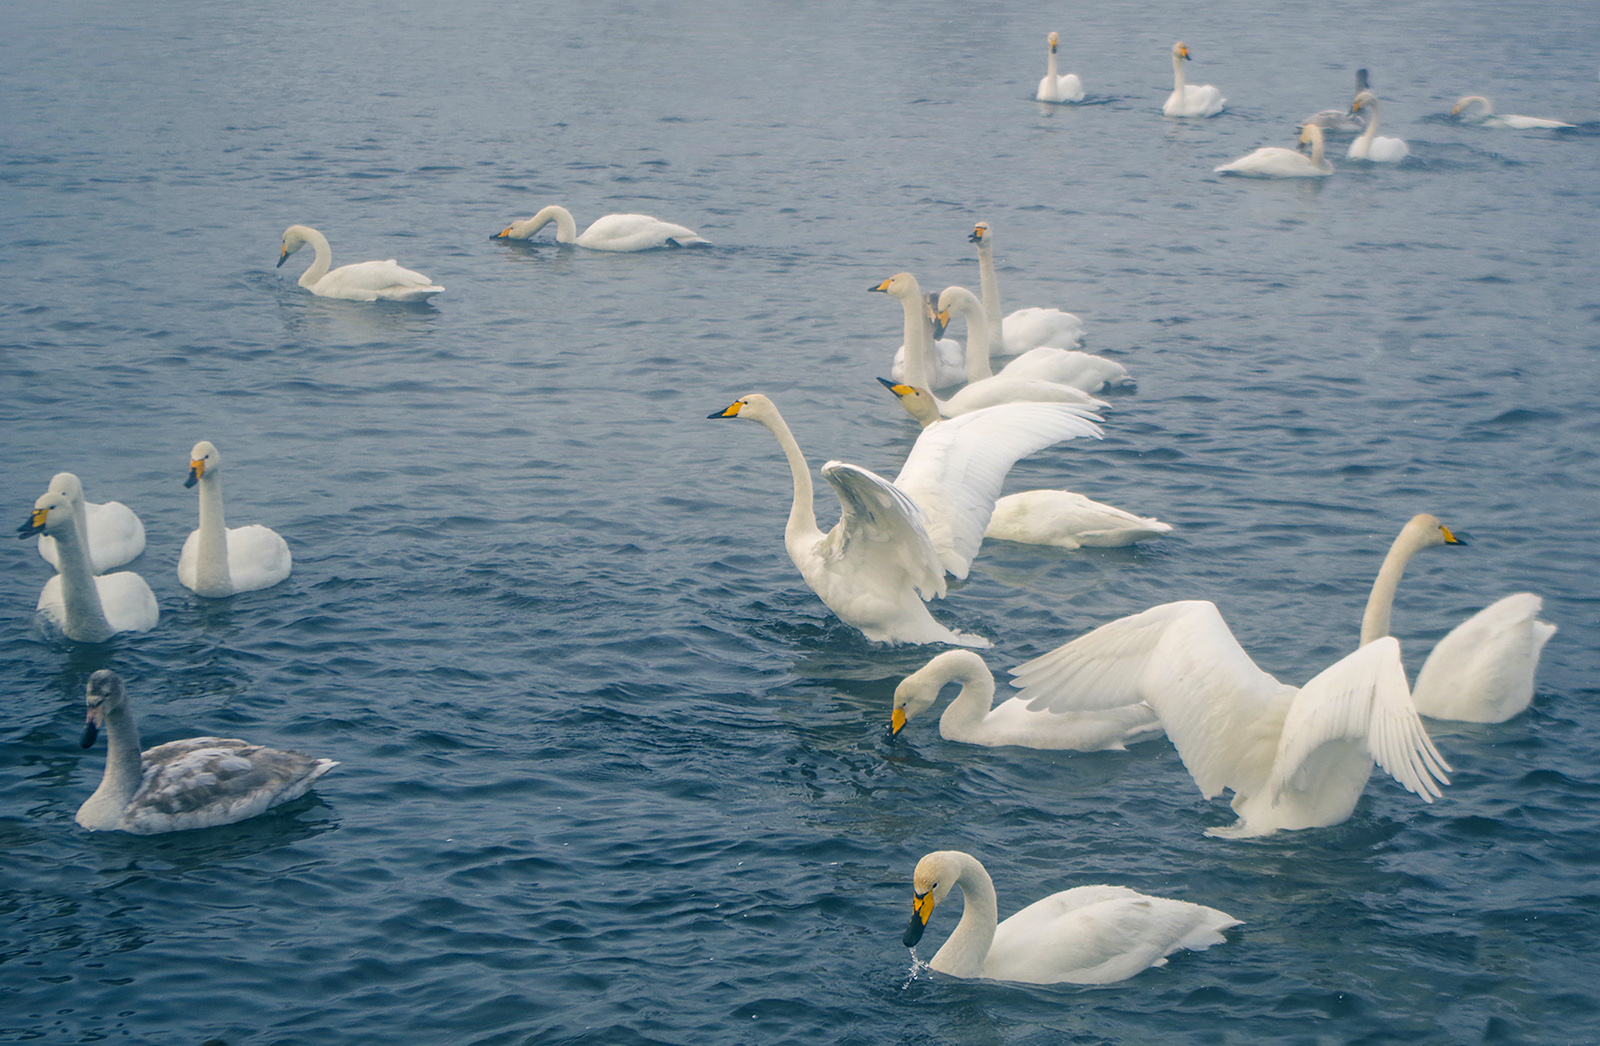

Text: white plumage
xmin=1451 ymin=95 xmax=1574 ymax=130
xmin=1216 ymin=124 xmax=1334 ymax=178
xmin=1346 ymin=92 xmax=1411 ymax=162
xmin=1163 ymin=42 xmax=1225 ymax=118
xmin=20 ymin=490 xmax=158 ymax=644
xmin=1035 ymin=32 xmax=1084 ymax=103
xmin=178 ymin=440 xmax=292 ymax=598
xmin=277 ymin=224 xmax=444 ymax=302
xmin=35 ymin=472 xmax=145 ymax=573
xmin=492 ymin=205 xmax=709 ymax=251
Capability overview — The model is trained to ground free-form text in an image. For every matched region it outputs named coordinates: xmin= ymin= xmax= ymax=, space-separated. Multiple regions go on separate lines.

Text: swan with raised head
xmin=1036 ymin=32 xmax=1084 ymax=103
xmin=938 ymin=284 xmax=1128 ymax=392
xmin=179 ymin=441 xmax=292 ymax=598
xmin=492 ymin=205 xmax=710 ymax=250
xmin=1305 ymin=69 xmax=1371 ymax=133
xmin=19 ymin=492 xmax=158 ymax=643
xmin=890 ymin=291 xmax=967 ymax=389
xmin=969 ymin=223 xmax=1087 ymax=357
xmin=903 ymin=850 xmax=1239 ymax=983
xmin=1215 ymin=123 xmax=1334 ymax=178
xmin=74 ymin=670 xmax=337 ymax=834
xmin=35 ymin=472 xmax=144 ymax=574
xmin=984 ymin=489 xmax=1172 ymax=548
xmin=1451 ymin=95 xmax=1574 ymax=130
xmin=891 ymin=650 xmax=1160 ymax=749
xmin=277 ymin=225 xmax=444 ymax=302
xmin=1010 ymin=601 xmax=1451 ymax=837
xmin=1345 ymin=92 xmax=1410 ymax=161
xmin=1163 ymin=42 xmax=1225 ymax=118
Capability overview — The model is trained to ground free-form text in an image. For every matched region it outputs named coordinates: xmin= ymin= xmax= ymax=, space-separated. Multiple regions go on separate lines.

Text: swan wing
xmin=93 ymin=571 xmax=159 ymax=633
xmin=998 ymin=347 xmax=1128 ymax=392
xmin=124 ymin=737 xmax=336 ymax=833
xmin=318 ymin=260 xmax=444 ymax=301
xmin=1001 ymin=308 xmax=1084 ymax=353
xmin=224 ymin=524 xmax=293 ymax=593
xmin=1412 ymin=593 xmax=1556 ymax=723
xmin=819 ymin=461 xmax=945 ymax=602
xmin=38 ymin=500 xmax=145 ymax=572
xmin=578 ymin=213 xmax=709 ymax=251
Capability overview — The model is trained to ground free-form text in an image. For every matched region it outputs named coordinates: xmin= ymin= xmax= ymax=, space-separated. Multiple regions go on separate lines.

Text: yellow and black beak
xmin=276 ymin=245 xmax=290 ymax=268
xmin=890 ymin=707 xmax=907 ymax=735
xmin=1180 ymin=46 xmax=1191 ymax=61
xmin=968 ymin=226 xmax=985 ymax=244
xmin=491 ymin=226 xmax=513 ymax=240
xmin=708 ymin=401 xmax=744 ymax=420
xmin=903 ymin=891 xmax=935 ymax=946
xmin=81 ymin=705 xmax=104 ymax=748
xmin=868 ymin=278 xmax=893 ymax=293
xmin=16 ymin=506 xmax=47 ymax=539
xmin=1442 ymin=524 xmax=1465 ymax=546
xmin=185 ymin=458 xmax=205 ymax=488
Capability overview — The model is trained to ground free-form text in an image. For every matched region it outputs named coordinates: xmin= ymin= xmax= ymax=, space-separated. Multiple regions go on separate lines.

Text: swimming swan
xmin=1010 ymin=601 xmax=1451 ymax=837
xmin=277 ymin=225 xmax=444 ymax=302
xmin=1305 ymin=69 xmax=1370 ymax=133
xmin=891 ymin=649 xmax=1161 ymax=749
xmin=1345 ymin=92 xmax=1410 ymax=161
xmin=178 ymin=441 xmax=292 ymax=598
xmin=1163 ymin=42 xmax=1225 ymax=118
xmin=35 ymin=472 xmax=144 ymax=574
xmin=984 ymin=489 xmax=1173 ymax=548
xmin=1215 ymin=124 xmax=1333 ymax=178
xmin=18 ymin=492 xmax=159 ymax=643
xmin=889 ymin=291 xmax=968 ymax=390
xmin=938 ymin=284 xmax=1129 ymax=392
xmin=75 ymin=670 xmax=337 ymax=834
xmin=969 ymin=223 xmax=1087 ymax=357
xmin=1036 ymin=32 xmax=1085 ymax=103
xmin=1451 ymin=95 xmax=1574 ymax=130
xmin=491 ymin=205 xmax=710 ymax=251
xmin=903 ymin=850 xmax=1239 ymax=983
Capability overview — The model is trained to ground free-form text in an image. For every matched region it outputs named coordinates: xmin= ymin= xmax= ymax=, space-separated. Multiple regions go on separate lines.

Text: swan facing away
xmin=1451 ymin=95 xmax=1574 ymax=130
xmin=984 ymin=489 xmax=1172 ymax=549
xmin=18 ymin=491 xmax=158 ymax=644
xmin=1305 ymin=69 xmax=1370 ymax=133
xmin=903 ymin=850 xmax=1239 ymax=984
xmin=179 ymin=441 xmax=292 ymax=598
xmin=1011 ymin=601 xmax=1451 ymax=837
xmin=969 ymin=223 xmax=1088 ymax=358
xmin=1215 ymin=124 xmax=1333 ymax=178
xmin=1346 ymin=92 xmax=1410 ymax=162
xmin=277 ymin=225 xmax=444 ymax=302
xmin=1036 ymin=32 xmax=1085 ymax=103
xmin=492 ymin=205 xmax=710 ymax=251
xmin=35 ymin=472 xmax=144 ymax=574
xmin=1164 ymin=42 xmax=1225 ymax=118
xmin=892 ymin=650 xmax=1161 ymax=750
xmin=75 ymin=670 xmax=337 ymax=834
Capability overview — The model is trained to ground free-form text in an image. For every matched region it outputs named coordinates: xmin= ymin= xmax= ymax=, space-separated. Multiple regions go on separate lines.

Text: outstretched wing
xmin=820 ymin=461 xmax=945 ymax=602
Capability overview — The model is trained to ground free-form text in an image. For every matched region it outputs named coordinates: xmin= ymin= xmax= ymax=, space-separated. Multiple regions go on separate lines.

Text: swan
xmin=18 ymin=491 xmax=158 ymax=643
xmin=1036 ymin=32 xmax=1084 ymax=103
xmin=35 ymin=473 xmax=144 ymax=573
xmin=1010 ymin=602 xmax=1451 ymax=837
xmin=1358 ymin=513 xmax=1555 ymax=723
xmin=1305 ymin=69 xmax=1371 ymax=132
xmin=891 ymin=649 xmax=1161 ymax=750
xmin=708 ymin=393 xmax=1102 ymax=645
xmin=1163 ymin=42 xmax=1225 ymax=118
xmin=75 ymin=670 xmax=337 ymax=834
xmin=938 ymin=284 xmax=1128 ymax=392
xmin=1215 ymin=123 xmax=1334 ymax=178
xmin=1345 ymin=92 xmax=1410 ymax=161
xmin=491 ymin=205 xmax=710 ymax=250
xmin=1451 ymin=95 xmax=1574 ymax=130
xmin=277 ymin=225 xmax=444 ymax=302
xmin=890 ymin=291 xmax=968 ymax=390
xmin=969 ymin=223 xmax=1087 ymax=357
xmin=178 ymin=441 xmax=292 ymax=598
xmin=903 ymin=850 xmax=1239 ymax=984
xmin=984 ymin=490 xmax=1173 ymax=548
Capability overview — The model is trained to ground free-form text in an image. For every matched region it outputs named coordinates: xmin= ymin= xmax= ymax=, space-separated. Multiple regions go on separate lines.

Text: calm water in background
xmin=2 ymin=2 xmax=1598 ymax=1044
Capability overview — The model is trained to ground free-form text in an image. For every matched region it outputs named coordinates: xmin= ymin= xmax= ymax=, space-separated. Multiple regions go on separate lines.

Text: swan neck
xmin=952 ymin=290 xmax=995 ymax=382
xmin=83 ymin=702 xmax=142 ymax=823
xmin=52 ymin=523 xmax=113 ymax=639
xmin=1361 ymin=523 xmax=1423 ymax=645
xmin=1354 ymin=104 xmax=1379 ymax=148
xmin=299 ymin=227 xmax=333 ymax=288
xmin=195 ymin=473 xmax=233 ymax=592
xmin=1046 ymin=48 xmax=1059 ymax=82
xmin=1309 ymin=129 xmax=1326 ymax=165
xmin=938 ymin=660 xmax=998 ymax=737
xmin=542 ymin=205 xmax=579 ymax=243
xmin=1172 ymin=50 xmax=1187 ymax=92
xmin=755 ymin=409 xmax=822 ymax=548
xmin=975 ymin=242 xmax=1002 ymax=337
xmin=898 ymin=287 xmax=935 ymax=391
xmin=936 ymin=855 xmax=999 ymax=977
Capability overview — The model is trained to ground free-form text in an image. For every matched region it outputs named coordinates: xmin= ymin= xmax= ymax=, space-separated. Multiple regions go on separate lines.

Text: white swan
xmin=892 ymin=650 xmax=1161 ymax=750
xmin=890 ymin=291 xmax=968 ymax=389
xmin=178 ymin=441 xmax=292 ymax=598
xmin=75 ymin=670 xmax=337 ymax=834
xmin=903 ymin=850 xmax=1239 ymax=984
xmin=984 ymin=490 xmax=1173 ymax=548
xmin=1036 ymin=32 xmax=1085 ymax=103
xmin=35 ymin=473 xmax=144 ymax=574
xmin=277 ymin=225 xmax=444 ymax=302
xmin=708 ymin=393 xmax=1102 ymax=645
xmin=969 ymin=223 xmax=1088 ymax=357
xmin=1011 ymin=601 xmax=1451 ymax=837
xmin=1163 ymin=42 xmax=1225 ymax=118
xmin=1451 ymin=95 xmax=1574 ymax=130
xmin=491 ymin=205 xmax=710 ymax=251
xmin=1215 ymin=123 xmax=1334 ymax=178
xmin=1345 ymin=92 xmax=1410 ymax=161
xmin=938 ymin=284 xmax=1128 ymax=392
xmin=18 ymin=491 xmax=158 ymax=643
xmin=1305 ymin=69 xmax=1370 ymax=133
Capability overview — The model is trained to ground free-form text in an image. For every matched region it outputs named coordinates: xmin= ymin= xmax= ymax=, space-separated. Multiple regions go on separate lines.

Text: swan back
xmin=1411 ymin=593 xmax=1556 ymax=722
xmin=36 ymin=472 xmax=145 ymax=573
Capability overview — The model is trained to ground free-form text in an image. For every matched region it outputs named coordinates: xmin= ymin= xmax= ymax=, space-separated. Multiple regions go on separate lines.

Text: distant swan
xmin=1215 ymin=123 xmax=1333 ymax=178
xmin=1305 ymin=69 xmax=1370 ymax=133
xmin=492 ymin=205 xmax=710 ymax=251
xmin=277 ymin=225 xmax=444 ymax=302
xmin=179 ymin=441 xmax=292 ymax=598
xmin=1163 ymin=42 xmax=1225 ymax=118
xmin=1036 ymin=32 xmax=1084 ymax=103
xmin=18 ymin=491 xmax=158 ymax=643
xmin=969 ymin=223 xmax=1088 ymax=357
xmin=35 ymin=472 xmax=144 ymax=574
xmin=902 ymin=850 xmax=1239 ymax=983
xmin=75 ymin=670 xmax=337 ymax=834
xmin=1451 ymin=95 xmax=1574 ymax=130
xmin=1345 ymin=92 xmax=1410 ymax=161
xmin=938 ymin=284 xmax=1128 ymax=392
xmin=984 ymin=489 xmax=1172 ymax=548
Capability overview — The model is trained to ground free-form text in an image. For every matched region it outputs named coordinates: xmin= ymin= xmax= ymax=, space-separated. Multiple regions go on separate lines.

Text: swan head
xmin=707 ymin=394 xmax=777 ymax=424
xmin=868 ymin=273 xmax=921 ymax=302
xmin=1298 ymin=123 xmax=1325 ymax=151
xmin=1452 ymin=95 xmax=1492 ymax=119
xmin=17 ymin=490 xmax=77 ymax=539
xmin=1173 ymin=42 xmax=1191 ymax=61
xmin=891 ymin=650 xmax=986 ymax=735
xmin=936 ymin=285 xmax=981 ymax=318
xmin=46 ymin=472 xmax=85 ymax=502
xmin=1403 ymin=513 xmax=1465 ymax=549
xmin=278 ymin=225 xmax=315 ymax=268
xmin=968 ymin=221 xmax=990 ymax=246
xmin=904 ymin=851 xmax=965 ymax=947
xmin=491 ymin=216 xmax=543 ymax=240
xmin=1351 ymin=90 xmax=1379 ymax=115
xmin=81 ymin=669 xmax=128 ymax=748
xmin=1047 ymin=31 xmax=1059 ymax=53
xmin=876 ymin=378 xmax=941 ymax=428
xmin=186 ymin=440 xmax=220 ymax=488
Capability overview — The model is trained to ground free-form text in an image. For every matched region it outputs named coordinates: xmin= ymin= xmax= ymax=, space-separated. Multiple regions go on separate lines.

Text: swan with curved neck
xmin=179 ymin=440 xmax=292 ymax=598
xmin=35 ymin=472 xmax=144 ymax=574
xmin=492 ymin=205 xmax=710 ymax=251
xmin=938 ymin=283 xmax=1127 ymax=391
xmin=967 ymin=223 xmax=1087 ymax=358
xmin=17 ymin=491 xmax=157 ymax=643
xmin=1163 ymin=42 xmax=1225 ymax=118
xmin=903 ymin=850 xmax=1239 ymax=983
xmin=1036 ymin=32 xmax=1084 ymax=103
xmin=277 ymin=225 xmax=444 ymax=302
xmin=1346 ymin=92 xmax=1410 ymax=161
xmin=1215 ymin=123 xmax=1333 ymax=178
xmin=1451 ymin=95 xmax=1574 ymax=130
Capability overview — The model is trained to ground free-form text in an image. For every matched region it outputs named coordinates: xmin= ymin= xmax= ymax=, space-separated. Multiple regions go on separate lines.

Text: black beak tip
xmin=80 ymin=723 xmax=98 ymax=749
xmin=275 ymin=255 xmax=287 ymax=269
xmin=867 ymin=283 xmax=888 ymax=293
xmin=184 ymin=473 xmax=198 ymax=488
xmin=876 ymin=376 xmax=898 ymax=390
xmin=903 ymin=914 xmax=927 ymax=948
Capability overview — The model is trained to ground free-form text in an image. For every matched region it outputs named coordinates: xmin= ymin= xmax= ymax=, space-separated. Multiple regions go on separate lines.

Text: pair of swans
xmin=1215 ymin=124 xmax=1333 ymax=179
xmin=1305 ymin=69 xmax=1371 ymax=133
xmin=21 ymin=492 xmax=159 ymax=644
xmin=492 ymin=205 xmax=710 ymax=251
xmin=75 ymin=670 xmax=336 ymax=834
xmin=1036 ymin=32 xmax=1084 ymax=103
xmin=1165 ymin=42 xmax=1225 ymax=118
xmin=34 ymin=472 xmax=144 ymax=574
xmin=904 ymin=850 xmax=1238 ymax=984
xmin=179 ymin=440 xmax=293 ymax=598
xmin=1451 ymin=95 xmax=1574 ymax=130
xmin=708 ymin=393 xmax=1102 ymax=646
xmin=278 ymin=225 xmax=444 ymax=302
xmin=1345 ymin=92 xmax=1410 ymax=162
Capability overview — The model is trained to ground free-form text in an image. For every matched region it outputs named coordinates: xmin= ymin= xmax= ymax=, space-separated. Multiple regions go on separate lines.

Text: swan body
xmin=1345 ymin=92 xmax=1410 ymax=161
xmin=178 ymin=441 xmax=292 ymax=598
xmin=969 ymin=223 xmax=1088 ymax=358
xmin=74 ymin=671 xmax=336 ymax=834
xmin=1451 ymin=96 xmax=1573 ymax=130
xmin=35 ymin=473 xmax=144 ymax=573
xmin=1163 ymin=42 xmax=1225 ymax=118
xmin=903 ymin=850 xmax=1239 ymax=984
xmin=939 ymin=284 xmax=1129 ymax=392
xmin=1036 ymin=32 xmax=1085 ymax=103
xmin=892 ymin=650 xmax=1161 ymax=750
xmin=1215 ymin=124 xmax=1333 ymax=178
xmin=277 ymin=225 xmax=443 ymax=302
xmin=19 ymin=492 xmax=158 ymax=643
xmin=492 ymin=205 xmax=710 ymax=250
xmin=1305 ymin=69 xmax=1370 ymax=133
xmin=1011 ymin=601 xmax=1450 ymax=837
xmin=890 ymin=293 xmax=967 ymax=388
xmin=984 ymin=490 xmax=1173 ymax=548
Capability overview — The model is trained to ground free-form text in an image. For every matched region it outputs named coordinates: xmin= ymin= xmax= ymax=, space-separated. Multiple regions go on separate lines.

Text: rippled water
xmin=3 ymin=2 xmax=1598 ymax=1044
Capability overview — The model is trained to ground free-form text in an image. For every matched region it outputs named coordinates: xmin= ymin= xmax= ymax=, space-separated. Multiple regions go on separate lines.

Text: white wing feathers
xmin=820 ymin=461 xmax=946 ymax=602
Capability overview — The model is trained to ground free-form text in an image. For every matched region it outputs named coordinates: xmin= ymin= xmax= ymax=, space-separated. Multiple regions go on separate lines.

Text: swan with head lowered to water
xmin=178 ymin=441 xmax=292 ymax=598
xmin=277 ymin=225 xmax=444 ymax=302
xmin=1451 ymin=95 xmax=1574 ymax=130
xmin=18 ymin=491 xmax=158 ymax=643
xmin=492 ymin=205 xmax=710 ymax=251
